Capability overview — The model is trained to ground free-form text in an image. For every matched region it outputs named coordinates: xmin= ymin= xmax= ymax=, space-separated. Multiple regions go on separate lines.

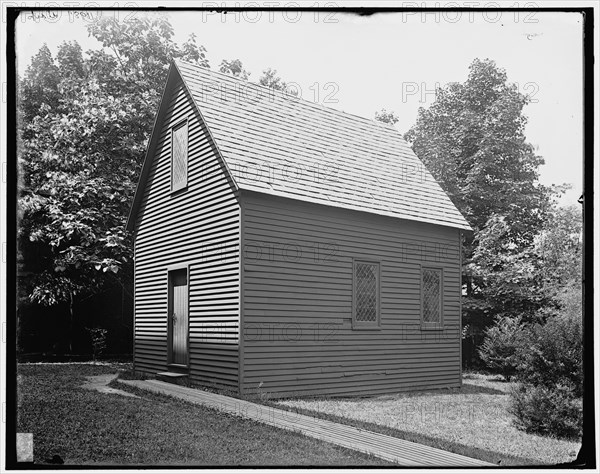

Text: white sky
xmin=14 ymin=6 xmax=584 ymax=206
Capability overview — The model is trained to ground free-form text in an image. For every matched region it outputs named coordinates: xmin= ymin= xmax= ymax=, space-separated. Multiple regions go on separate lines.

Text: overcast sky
xmin=15 ymin=7 xmax=584 ymax=206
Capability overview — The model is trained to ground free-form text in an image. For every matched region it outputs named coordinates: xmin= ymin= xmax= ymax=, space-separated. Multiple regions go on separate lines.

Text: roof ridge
xmin=172 ymin=58 xmax=471 ymax=231
xmin=174 ymin=58 xmax=401 ymax=137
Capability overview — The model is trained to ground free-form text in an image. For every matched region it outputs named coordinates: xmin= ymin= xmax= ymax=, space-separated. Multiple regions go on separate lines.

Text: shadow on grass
xmin=447 ymin=382 xmax=507 ymax=396
xmin=108 ymin=373 xmax=553 ymax=467
xmin=309 ymin=382 xmax=508 ymax=403
xmin=18 ymin=364 xmax=391 ymax=466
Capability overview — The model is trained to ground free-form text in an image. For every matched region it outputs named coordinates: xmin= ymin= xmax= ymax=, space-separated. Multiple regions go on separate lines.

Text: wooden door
xmin=169 ymin=269 xmax=188 ymax=366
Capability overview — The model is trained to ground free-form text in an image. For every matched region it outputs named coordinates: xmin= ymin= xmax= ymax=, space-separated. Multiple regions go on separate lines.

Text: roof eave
xmin=238 ymin=187 xmax=473 ymax=231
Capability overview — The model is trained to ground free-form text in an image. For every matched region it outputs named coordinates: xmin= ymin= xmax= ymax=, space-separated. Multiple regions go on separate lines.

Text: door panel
xmin=169 ymin=269 xmax=188 ymax=366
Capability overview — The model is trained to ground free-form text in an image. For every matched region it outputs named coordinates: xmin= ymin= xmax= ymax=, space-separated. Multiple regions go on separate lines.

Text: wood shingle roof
xmin=128 ymin=60 xmax=472 ymax=231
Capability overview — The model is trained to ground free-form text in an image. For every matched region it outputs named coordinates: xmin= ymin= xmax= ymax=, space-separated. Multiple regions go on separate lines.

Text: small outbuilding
xmin=126 ymin=60 xmax=472 ymax=398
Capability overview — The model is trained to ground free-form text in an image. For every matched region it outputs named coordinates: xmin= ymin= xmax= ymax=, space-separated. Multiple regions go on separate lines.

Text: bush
xmin=509 ymin=383 xmax=583 ymax=439
xmin=478 ymin=315 xmax=529 ymax=380
xmin=517 ymin=312 xmax=583 ymax=396
xmin=509 ymin=311 xmax=583 ymax=438
xmin=86 ymin=327 xmax=108 ymax=362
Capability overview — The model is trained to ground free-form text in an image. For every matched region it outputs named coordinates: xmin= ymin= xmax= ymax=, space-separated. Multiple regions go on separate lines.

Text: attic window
xmin=353 ymin=260 xmax=380 ymax=329
xmin=171 ymin=120 xmax=189 ymax=193
xmin=422 ymin=267 xmax=443 ymax=328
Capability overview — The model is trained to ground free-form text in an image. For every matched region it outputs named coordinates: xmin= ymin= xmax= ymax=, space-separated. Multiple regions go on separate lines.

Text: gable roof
xmin=127 ymin=60 xmax=471 ymax=232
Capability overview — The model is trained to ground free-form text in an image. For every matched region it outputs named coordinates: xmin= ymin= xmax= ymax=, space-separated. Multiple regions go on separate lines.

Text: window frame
xmin=170 ymin=118 xmax=189 ymax=194
xmin=420 ymin=266 xmax=444 ymax=330
xmin=352 ymin=259 xmax=381 ymax=330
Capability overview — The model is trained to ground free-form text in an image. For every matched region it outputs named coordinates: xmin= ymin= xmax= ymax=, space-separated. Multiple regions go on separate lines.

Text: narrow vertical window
xmin=353 ymin=260 xmax=380 ymax=328
xmin=422 ymin=267 xmax=443 ymax=326
xmin=171 ymin=120 xmax=188 ymax=192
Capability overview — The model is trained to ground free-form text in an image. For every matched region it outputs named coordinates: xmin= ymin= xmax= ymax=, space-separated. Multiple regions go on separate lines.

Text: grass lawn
xmin=276 ymin=372 xmax=581 ymax=466
xmin=16 ymin=363 xmax=390 ymax=466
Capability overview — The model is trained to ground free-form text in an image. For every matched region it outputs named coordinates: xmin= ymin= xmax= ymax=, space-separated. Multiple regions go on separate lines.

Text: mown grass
xmin=16 ymin=363 xmax=391 ymax=466
xmin=274 ymin=372 xmax=582 ymax=466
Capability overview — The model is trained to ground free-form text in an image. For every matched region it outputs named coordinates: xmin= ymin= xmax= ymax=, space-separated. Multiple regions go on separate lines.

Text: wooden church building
xmin=126 ymin=60 xmax=472 ymax=398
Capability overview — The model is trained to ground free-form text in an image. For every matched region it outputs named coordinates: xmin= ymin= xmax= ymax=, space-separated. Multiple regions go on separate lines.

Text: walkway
xmin=119 ymin=379 xmax=494 ymax=467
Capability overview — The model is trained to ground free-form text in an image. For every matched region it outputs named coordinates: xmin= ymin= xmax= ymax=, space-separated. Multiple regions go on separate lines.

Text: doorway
xmin=168 ymin=268 xmax=188 ymax=367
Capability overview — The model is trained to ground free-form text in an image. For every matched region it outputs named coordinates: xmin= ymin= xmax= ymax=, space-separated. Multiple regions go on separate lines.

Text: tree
xmin=19 ymin=44 xmax=61 ymax=129
xmin=374 ymin=108 xmax=399 ymax=126
xmin=219 ymin=59 xmax=250 ymax=80
xmin=404 ymin=58 xmax=559 ymax=337
xmin=469 ymin=202 xmax=581 ymax=324
xmin=534 ymin=205 xmax=582 ymax=297
xmin=478 ymin=315 xmax=529 ymax=381
xmin=18 ymin=14 xmax=210 ymax=352
xmin=86 ymin=15 xmax=209 ymax=153
xmin=468 ymin=214 xmax=550 ymax=323
xmin=258 ymin=67 xmax=298 ymax=95
xmin=477 ymin=204 xmax=583 ymax=438
xmin=405 ymin=59 xmax=553 ymax=240
xmin=56 ymin=41 xmax=86 ymax=80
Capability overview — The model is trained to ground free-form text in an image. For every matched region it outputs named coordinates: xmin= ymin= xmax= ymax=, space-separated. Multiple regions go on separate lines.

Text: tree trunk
xmin=466 ymin=274 xmax=473 ymax=298
xmin=68 ymin=291 xmax=74 ymax=353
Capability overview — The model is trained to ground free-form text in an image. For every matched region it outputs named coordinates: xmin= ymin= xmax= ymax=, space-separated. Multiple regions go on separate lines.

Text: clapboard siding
xmin=132 ymin=78 xmax=240 ymax=388
xmin=240 ymin=191 xmax=461 ymax=397
xmin=129 ymin=63 xmax=470 ymax=398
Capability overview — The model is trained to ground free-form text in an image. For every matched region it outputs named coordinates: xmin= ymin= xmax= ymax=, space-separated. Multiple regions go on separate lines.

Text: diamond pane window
xmin=171 ymin=121 xmax=188 ymax=192
xmin=354 ymin=261 xmax=379 ymax=326
xmin=422 ymin=268 xmax=442 ymax=324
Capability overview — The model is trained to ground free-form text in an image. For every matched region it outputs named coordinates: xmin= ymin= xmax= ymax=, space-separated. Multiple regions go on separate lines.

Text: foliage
xmin=533 ymin=205 xmax=582 ymax=298
xmin=19 ymin=44 xmax=61 ymax=128
xmin=258 ymin=67 xmax=298 ymax=96
xmin=404 ymin=58 xmax=562 ymax=334
xmin=478 ymin=315 xmax=529 ymax=381
xmin=219 ymin=59 xmax=250 ymax=80
xmin=17 ymin=14 xmax=210 ymax=348
xmin=517 ymin=313 xmax=583 ymax=397
xmin=468 ymin=215 xmax=550 ymax=323
xmin=86 ymin=327 xmax=108 ymax=361
xmin=405 ymin=59 xmax=553 ymax=238
xmin=374 ymin=108 xmax=399 ymax=125
xmin=87 ymin=15 xmax=209 ymax=101
xmin=476 ymin=202 xmax=583 ymax=438
xmin=18 ymin=13 xmax=303 ymax=354
xmin=469 ymin=205 xmax=581 ymax=324
xmin=509 ymin=383 xmax=582 ymax=439
xmin=505 ymin=299 xmax=583 ymax=438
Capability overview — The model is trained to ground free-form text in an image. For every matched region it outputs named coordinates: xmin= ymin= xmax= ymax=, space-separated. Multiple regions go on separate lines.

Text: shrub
xmin=86 ymin=327 xmax=108 ymax=362
xmin=509 ymin=383 xmax=583 ymax=439
xmin=509 ymin=311 xmax=583 ymax=438
xmin=517 ymin=312 xmax=583 ymax=396
xmin=478 ymin=315 xmax=529 ymax=380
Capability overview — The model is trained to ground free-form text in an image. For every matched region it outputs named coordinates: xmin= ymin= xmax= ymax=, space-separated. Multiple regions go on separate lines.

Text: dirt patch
xmin=81 ymin=374 xmax=141 ymax=398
